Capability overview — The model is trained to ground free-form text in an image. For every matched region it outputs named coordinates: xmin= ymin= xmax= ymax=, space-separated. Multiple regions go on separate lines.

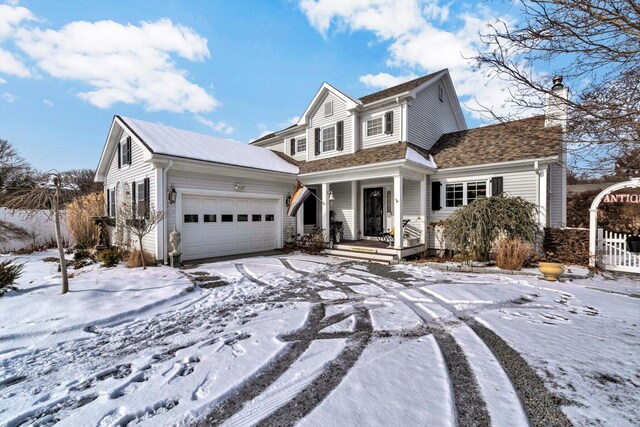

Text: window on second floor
xmin=322 ymin=126 xmax=336 ymax=152
xmin=296 ymin=137 xmax=307 ymax=153
xmin=119 ymin=137 xmax=132 ymax=167
xmin=366 ymin=117 xmax=383 ymax=137
xmin=324 ymin=100 xmax=333 ymax=117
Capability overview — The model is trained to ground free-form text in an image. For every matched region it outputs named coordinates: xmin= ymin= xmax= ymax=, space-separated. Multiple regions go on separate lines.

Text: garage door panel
xmin=181 ymin=194 xmax=280 ymax=260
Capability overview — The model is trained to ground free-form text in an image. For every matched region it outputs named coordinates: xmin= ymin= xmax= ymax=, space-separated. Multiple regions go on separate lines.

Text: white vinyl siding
xmin=402 ymin=179 xmax=423 ymax=241
xmin=104 ymin=131 xmax=156 ymax=256
xmin=166 ymin=169 xmax=296 ymax=246
xmin=309 ymin=91 xmax=352 ymax=159
xmin=328 ymin=182 xmax=354 ymax=240
xmin=361 ymin=104 xmax=401 ymax=149
xmin=407 ymin=82 xmax=462 ymax=151
xmin=549 ymin=163 xmax=564 ymax=227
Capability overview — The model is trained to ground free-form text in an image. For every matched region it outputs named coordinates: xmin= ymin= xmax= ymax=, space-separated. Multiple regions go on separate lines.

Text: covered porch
xmin=295 ymin=157 xmax=435 ymax=261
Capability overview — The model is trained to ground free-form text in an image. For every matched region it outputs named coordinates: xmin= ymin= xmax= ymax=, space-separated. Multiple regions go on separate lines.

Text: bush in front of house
xmin=543 ymin=227 xmax=590 ymax=266
xmin=495 ymin=238 xmax=533 ymax=270
xmin=126 ymin=249 xmax=156 ymax=268
xmin=99 ymin=248 xmax=123 ymax=267
xmin=445 ymin=195 xmax=539 ymax=262
xmin=0 ymin=259 xmax=25 ymax=295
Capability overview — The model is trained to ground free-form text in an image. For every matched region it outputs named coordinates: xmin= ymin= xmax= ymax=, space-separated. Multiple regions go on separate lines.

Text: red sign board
xmin=603 ymin=193 xmax=640 ymax=203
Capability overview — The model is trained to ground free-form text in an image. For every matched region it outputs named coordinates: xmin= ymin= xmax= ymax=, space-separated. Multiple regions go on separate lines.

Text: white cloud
xmin=0 ymin=77 xmax=6 ymax=84
xmin=0 ymin=4 xmax=217 ymax=114
xmin=299 ymin=0 xmax=425 ymax=40
xmin=300 ymin=0 xmax=521 ymax=120
xmin=359 ymin=72 xmax=418 ymax=89
xmin=2 ymin=92 xmax=16 ymax=103
xmin=194 ymin=115 xmax=234 ymax=134
xmin=0 ymin=47 xmax=31 ymax=77
xmin=43 ymin=99 xmax=53 ymax=107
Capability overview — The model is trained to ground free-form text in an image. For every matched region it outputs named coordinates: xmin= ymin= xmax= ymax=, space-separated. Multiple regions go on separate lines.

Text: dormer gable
xmin=297 ymin=82 xmax=360 ymax=127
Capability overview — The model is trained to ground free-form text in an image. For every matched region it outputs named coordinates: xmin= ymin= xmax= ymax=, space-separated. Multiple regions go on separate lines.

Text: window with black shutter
xmin=337 ymin=121 xmax=344 ymax=151
xmin=385 ymin=111 xmax=394 ymax=134
xmin=491 ymin=176 xmax=504 ymax=196
xmin=314 ymin=128 xmax=321 ymax=155
xmin=431 ymin=182 xmax=441 ymax=211
xmin=290 ymin=138 xmax=296 ymax=155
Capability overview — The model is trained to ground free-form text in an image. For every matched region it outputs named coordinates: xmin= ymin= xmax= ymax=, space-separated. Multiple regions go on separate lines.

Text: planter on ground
xmin=626 ymin=236 xmax=640 ymax=253
xmin=538 ymin=261 xmax=565 ymax=281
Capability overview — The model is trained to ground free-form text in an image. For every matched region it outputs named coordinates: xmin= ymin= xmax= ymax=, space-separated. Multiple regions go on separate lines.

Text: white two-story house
xmin=95 ymin=69 xmax=566 ymax=264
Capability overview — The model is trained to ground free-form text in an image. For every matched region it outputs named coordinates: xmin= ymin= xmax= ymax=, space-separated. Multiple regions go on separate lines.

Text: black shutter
xmin=117 ymin=143 xmax=121 ymax=168
xmin=431 ymin=182 xmax=441 ymax=211
xmin=385 ymin=111 xmax=394 ymax=134
xmin=492 ymin=177 xmax=504 ymax=196
xmin=105 ymin=188 xmax=110 ymax=216
xmin=314 ymin=128 xmax=321 ymax=155
xmin=144 ymin=178 xmax=150 ymax=219
xmin=337 ymin=121 xmax=344 ymax=151
xmin=131 ymin=181 xmax=136 ymax=218
xmin=290 ymin=138 xmax=296 ymax=155
xmin=127 ymin=137 xmax=132 ymax=165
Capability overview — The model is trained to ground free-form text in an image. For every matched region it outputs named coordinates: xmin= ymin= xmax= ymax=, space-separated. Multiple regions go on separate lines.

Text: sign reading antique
xmin=603 ymin=193 xmax=640 ymax=203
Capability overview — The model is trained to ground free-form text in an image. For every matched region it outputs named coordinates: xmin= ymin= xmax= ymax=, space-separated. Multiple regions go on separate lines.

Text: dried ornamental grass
xmin=495 ymin=238 xmax=533 ymax=271
xmin=127 ymin=249 xmax=156 ymax=268
xmin=66 ymin=192 xmax=105 ymax=247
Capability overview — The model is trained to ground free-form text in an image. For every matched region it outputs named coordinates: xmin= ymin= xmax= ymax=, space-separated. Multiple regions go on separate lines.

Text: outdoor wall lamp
xmin=285 ymin=193 xmax=292 ymax=207
xmin=168 ymin=184 xmax=177 ymax=204
xmin=329 ymin=191 xmax=335 ymax=201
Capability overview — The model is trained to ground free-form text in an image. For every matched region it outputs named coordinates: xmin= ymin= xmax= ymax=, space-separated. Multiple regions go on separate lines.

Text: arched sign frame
xmin=588 ymin=177 xmax=640 ymax=267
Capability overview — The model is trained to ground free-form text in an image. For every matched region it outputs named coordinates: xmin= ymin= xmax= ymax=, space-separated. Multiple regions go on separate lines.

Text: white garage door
xmin=181 ymin=195 xmax=279 ymax=260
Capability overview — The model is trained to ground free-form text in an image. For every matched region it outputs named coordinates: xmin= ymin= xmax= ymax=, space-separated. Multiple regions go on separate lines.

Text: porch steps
xmin=323 ymin=248 xmax=397 ymax=265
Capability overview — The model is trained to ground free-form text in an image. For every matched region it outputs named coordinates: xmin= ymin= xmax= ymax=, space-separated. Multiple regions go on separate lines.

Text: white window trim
xmin=440 ymin=178 xmax=491 ymax=211
xmin=295 ymin=135 xmax=307 ymax=153
xmin=363 ymin=110 xmax=390 ymax=141
xmin=324 ymin=100 xmax=333 ymax=117
xmin=366 ymin=116 xmax=384 ymax=138
xmin=320 ymin=124 xmax=337 ymax=154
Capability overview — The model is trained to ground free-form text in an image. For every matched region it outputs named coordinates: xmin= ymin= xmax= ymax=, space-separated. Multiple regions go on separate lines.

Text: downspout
xmin=163 ymin=160 xmax=174 ymax=265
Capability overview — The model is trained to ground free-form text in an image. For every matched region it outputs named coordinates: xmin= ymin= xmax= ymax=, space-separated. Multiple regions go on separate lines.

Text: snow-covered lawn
xmin=0 ymin=251 xmax=638 ymax=426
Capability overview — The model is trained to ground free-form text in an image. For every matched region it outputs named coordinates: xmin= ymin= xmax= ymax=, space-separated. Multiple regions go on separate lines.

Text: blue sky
xmin=0 ymin=0 xmax=524 ymax=171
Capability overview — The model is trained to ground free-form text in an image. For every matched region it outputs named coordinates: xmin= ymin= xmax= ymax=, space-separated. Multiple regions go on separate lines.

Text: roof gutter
xmin=435 ymin=156 xmax=559 ymax=173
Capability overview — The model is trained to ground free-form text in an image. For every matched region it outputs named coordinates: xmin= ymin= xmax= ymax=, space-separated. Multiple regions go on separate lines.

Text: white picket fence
xmin=598 ymin=229 xmax=640 ymax=273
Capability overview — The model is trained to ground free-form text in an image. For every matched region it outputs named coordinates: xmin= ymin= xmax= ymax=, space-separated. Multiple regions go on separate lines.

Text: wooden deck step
xmin=324 ymin=248 xmax=396 ymax=265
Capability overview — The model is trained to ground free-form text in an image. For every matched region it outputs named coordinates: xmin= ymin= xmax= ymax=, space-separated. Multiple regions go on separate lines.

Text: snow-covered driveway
xmin=1 ymin=252 xmax=638 ymax=426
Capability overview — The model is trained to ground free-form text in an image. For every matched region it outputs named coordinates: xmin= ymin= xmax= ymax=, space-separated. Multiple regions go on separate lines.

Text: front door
xmin=364 ymin=187 xmax=384 ymax=236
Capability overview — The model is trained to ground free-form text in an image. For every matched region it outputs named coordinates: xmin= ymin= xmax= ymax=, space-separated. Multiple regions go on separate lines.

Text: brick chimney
xmin=545 ymin=75 xmax=569 ymax=129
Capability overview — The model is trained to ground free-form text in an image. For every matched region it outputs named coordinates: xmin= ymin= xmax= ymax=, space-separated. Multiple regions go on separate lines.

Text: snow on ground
xmin=1 ymin=251 xmax=638 ymax=426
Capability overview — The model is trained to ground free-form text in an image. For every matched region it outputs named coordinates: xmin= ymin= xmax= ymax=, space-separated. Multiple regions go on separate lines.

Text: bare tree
xmin=0 ymin=139 xmax=32 ymax=203
xmin=6 ymin=172 xmax=78 ymax=294
xmin=117 ymin=201 xmax=164 ymax=269
xmin=64 ymin=168 xmax=103 ymax=195
xmin=474 ymin=0 xmax=640 ymax=174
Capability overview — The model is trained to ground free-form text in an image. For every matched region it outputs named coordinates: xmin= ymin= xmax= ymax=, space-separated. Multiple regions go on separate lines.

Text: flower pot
xmin=626 ymin=236 xmax=640 ymax=253
xmin=538 ymin=262 xmax=565 ymax=282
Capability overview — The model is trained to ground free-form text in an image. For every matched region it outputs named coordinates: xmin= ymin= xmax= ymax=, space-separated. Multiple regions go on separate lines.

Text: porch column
xmin=296 ymin=203 xmax=304 ymax=238
xmin=351 ymin=181 xmax=358 ymax=240
xmin=393 ymin=175 xmax=404 ymax=249
xmin=321 ymin=182 xmax=330 ymax=242
xmin=420 ymin=175 xmax=427 ymax=244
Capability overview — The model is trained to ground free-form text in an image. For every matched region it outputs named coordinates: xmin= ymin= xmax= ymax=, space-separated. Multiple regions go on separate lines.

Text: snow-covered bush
xmin=0 ymin=259 xmax=24 ymax=295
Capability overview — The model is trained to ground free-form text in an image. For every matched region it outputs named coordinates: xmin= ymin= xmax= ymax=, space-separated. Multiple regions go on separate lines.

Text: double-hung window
xmin=296 ymin=137 xmax=306 ymax=153
xmin=445 ymin=183 xmax=464 ymax=208
xmin=466 ymin=181 xmax=487 ymax=204
xmin=135 ymin=181 xmax=146 ymax=217
xmin=366 ymin=117 xmax=383 ymax=137
xmin=322 ymin=126 xmax=335 ymax=152
xmin=107 ymin=188 xmax=116 ymax=217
